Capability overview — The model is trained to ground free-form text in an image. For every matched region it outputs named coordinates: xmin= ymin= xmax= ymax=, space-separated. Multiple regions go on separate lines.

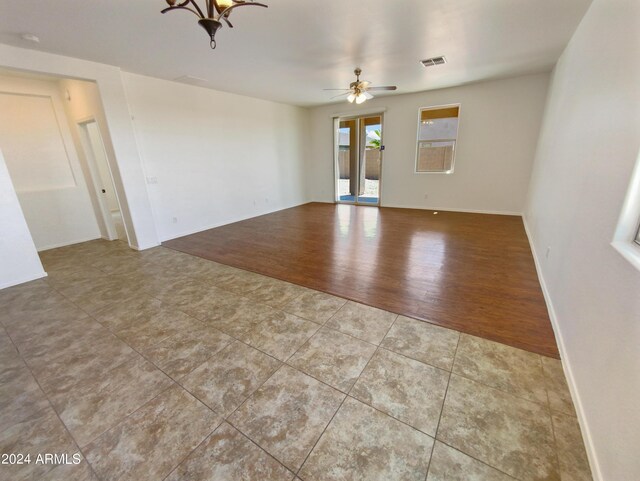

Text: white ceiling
xmin=0 ymin=0 xmax=592 ymax=107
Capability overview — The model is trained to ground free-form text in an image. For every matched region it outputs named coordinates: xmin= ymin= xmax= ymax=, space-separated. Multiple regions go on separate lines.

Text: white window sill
xmin=612 ymin=240 xmax=640 ymax=272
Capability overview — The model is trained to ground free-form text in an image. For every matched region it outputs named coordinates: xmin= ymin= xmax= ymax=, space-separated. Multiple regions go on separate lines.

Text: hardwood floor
xmin=164 ymin=203 xmax=558 ymax=358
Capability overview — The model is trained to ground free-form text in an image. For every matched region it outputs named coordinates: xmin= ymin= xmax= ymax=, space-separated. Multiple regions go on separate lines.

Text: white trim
xmin=0 ymin=271 xmax=47 ymax=290
xmin=159 ymin=201 xmax=311 ymax=243
xmin=328 ymin=107 xmax=387 ymax=119
xmin=611 ymin=240 xmax=640 ymax=272
xmin=129 ymin=241 xmax=161 ymax=251
xmin=37 ymin=235 xmax=102 ymax=252
xmin=381 ymin=203 xmax=522 ymax=216
xmin=522 ymin=216 xmax=603 ymax=481
xmin=611 ymin=151 xmax=640 ymax=272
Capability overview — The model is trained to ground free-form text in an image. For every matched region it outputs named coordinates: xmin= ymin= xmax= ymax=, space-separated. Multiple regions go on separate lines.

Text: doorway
xmin=334 ymin=113 xmax=383 ymax=205
xmin=78 ymin=119 xmax=127 ymax=241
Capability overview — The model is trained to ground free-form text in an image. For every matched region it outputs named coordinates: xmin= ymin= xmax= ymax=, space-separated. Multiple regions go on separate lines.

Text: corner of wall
xmin=521 ymin=214 xmax=603 ymax=481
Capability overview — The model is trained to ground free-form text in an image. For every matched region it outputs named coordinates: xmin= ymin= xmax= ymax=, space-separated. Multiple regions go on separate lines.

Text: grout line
xmin=424 ymin=331 xmax=460 ymax=480
xmin=434 ymin=439 xmax=521 ymax=480
xmin=293 ymin=387 xmax=348 ymax=477
xmin=1 ymin=325 xmax=102 ymax=481
xmin=9 ymin=241 xmax=565 ymax=481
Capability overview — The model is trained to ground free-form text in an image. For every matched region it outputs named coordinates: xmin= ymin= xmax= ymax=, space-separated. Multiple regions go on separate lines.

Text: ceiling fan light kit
xmin=324 ymin=68 xmax=398 ymax=105
xmin=162 ymin=0 xmax=267 ymax=49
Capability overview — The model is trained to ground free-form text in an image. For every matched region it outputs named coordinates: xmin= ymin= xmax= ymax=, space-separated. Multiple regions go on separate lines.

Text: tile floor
xmin=0 ymin=240 xmax=593 ymax=481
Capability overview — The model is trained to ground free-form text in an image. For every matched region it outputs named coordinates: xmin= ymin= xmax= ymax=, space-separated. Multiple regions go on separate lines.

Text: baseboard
xmin=383 ymin=203 xmax=522 ymax=216
xmin=129 ymin=241 xmax=161 ymax=251
xmin=0 ymin=270 xmax=47 ymax=290
xmin=522 ymin=215 xmax=603 ymax=481
xmin=37 ymin=235 xmax=102 ymax=252
xmin=160 ymin=200 xmax=311 ymax=243
xmin=310 ymin=199 xmax=523 ymax=216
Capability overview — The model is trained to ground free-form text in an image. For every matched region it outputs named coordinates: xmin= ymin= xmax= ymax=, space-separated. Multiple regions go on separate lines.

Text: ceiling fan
xmin=324 ymin=68 xmax=397 ymax=104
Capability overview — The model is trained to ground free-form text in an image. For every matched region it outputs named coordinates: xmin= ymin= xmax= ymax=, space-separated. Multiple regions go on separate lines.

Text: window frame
xmin=414 ymin=103 xmax=461 ymax=175
xmin=611 ymin=151 xmax=640 ymax=271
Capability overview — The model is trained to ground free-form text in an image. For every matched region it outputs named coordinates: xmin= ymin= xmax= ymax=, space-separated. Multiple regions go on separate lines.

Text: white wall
xmin=524 ymin=0 xmax=640 ymax=479
xmin=121 ymin=73 xmax=310 ymax=241
xmin=308 ymin=73 xmax=550 ymax=214
xmin=0 ymin=44 xmax=159 ymax=250
xmin=0 ymin=74 xmax=101 ymax=250
xmin=0 ymin=149 xmax=45 ymax=288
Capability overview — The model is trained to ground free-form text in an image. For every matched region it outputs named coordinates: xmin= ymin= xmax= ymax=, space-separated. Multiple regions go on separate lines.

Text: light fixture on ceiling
xmin=162 ymin=0 xmax=267 ymax=49
xmin=324 ymin=68 xmax=397 ymax=105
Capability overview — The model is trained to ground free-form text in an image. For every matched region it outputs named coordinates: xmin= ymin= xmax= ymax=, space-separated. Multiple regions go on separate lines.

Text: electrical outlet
xmin=172 ymin=217 xmax=178 ymax=224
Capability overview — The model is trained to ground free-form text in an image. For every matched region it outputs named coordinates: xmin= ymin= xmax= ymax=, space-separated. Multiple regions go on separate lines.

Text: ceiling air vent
xmin=420 ymin=56 xmax=447 ymax=67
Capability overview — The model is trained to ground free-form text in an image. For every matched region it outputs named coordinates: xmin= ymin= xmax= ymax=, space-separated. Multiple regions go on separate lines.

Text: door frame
xmin=77 ymin=117 xmax=125 ymax=242
xmin=333 ymin=111 xmax=385 ymax=206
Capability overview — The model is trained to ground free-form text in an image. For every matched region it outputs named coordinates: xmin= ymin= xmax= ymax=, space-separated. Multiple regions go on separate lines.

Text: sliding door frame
xmin=333 ymin=111 xmax=385 ymax=206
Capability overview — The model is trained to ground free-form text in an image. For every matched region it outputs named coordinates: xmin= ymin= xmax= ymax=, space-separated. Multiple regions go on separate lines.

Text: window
xmin=416 ymin=105 xmax=460 ymax=173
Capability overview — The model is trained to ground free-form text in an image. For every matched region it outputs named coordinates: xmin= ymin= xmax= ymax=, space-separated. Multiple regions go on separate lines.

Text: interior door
xmin=335 ymin=114 xmax=383 ymax=205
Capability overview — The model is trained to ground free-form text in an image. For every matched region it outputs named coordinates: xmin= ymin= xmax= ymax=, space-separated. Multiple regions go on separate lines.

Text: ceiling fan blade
xmin=359 ymin=81 xmax=371 ymax=88
xmin=368 ymin=86 xmax=397 ymax=91
xmin=323 ymin=88 xmax=351 ymax=91
xmin=330 ymin=92 xmax=352 ymax=99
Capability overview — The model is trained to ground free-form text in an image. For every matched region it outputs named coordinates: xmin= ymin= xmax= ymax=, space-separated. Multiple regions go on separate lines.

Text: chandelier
xmin=162 ymin=0 xmax=268 ymax=49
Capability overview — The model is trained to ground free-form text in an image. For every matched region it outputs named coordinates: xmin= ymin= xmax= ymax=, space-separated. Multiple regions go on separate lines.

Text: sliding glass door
xmin=335 ymin=114 xmax=383 ymax=205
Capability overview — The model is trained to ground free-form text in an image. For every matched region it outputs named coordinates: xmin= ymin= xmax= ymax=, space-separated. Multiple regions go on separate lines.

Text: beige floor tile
xmin=381 ymin=315 xmax=459 ymax=371
xmin=1 ymin=285 xmax=85 ymax=329
xmin=27 ymin=330 xmax=138 ymax=394
xmin=214 ymin=268 xmax=275 ymax=294
xmin=282 ymin=290 xmax=347 ymax=324
xmin=165 ymin=422 xmax=294 ymax=481
xmin=0 ymin=406 xmax=84 ymax=481
xmin=203 ymin=296 xmax=282 ymax=337
xmin=228 ymin=365 xmax=344 ymax=472
xmin=142 ymin=326 xmax=233 ymax=379
xmin=325 ymin=301 xmax=397 ymax=344
xmin=44 ymin=264 xmax=110 ymax=288
xmin=351 ymin=348 xmax=449 ymax=436
xmin=0 ymin=329 xmax=29 ymax=379
xmin=242 ymin=312 xmax=319 ymax=361
xmin=552 ymin=412 xmax=593 ymax=481
xmin=57 ymin=275 xmax=146 ymax=314
xmin=426 ymin=441 xmax=515 ymax=481
xmin=0 ymin=279 xmax=53 ymax=318
xmin=288 ymin=327 xmax=376 ymax=392
xmin=453 ymin=334 xmax=547 ymax=404
xmin=93 ymin=295 xmax=202 ymax=351
xmin=143 ymin=277 xmax=229 ymax=320
xmin=299 ymin=397 xmax=434 ymax=481
xmin=181 ymin=341 xmax=281 ymax=416
xmin=246 ymin=278 xmax=311 ymax=308
xmin=48 ymin=356 xmax=173 ymax=447
xmin=0 ymin=239 xmax=597 ymax=481
xmin=542 ymin=356 xmax=576 ymax=416
xmin=84 ymin=385 xmax=221 ymax=481
xmin=0 ymin=363 xmax=50 ymax=433
xmin=87 ymin=251 xmax=143 ymax=275
xmin=15 ymin=317 xmax=106 ymax=361
xmin=438 ymin=375 xmax=559 ymax=481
